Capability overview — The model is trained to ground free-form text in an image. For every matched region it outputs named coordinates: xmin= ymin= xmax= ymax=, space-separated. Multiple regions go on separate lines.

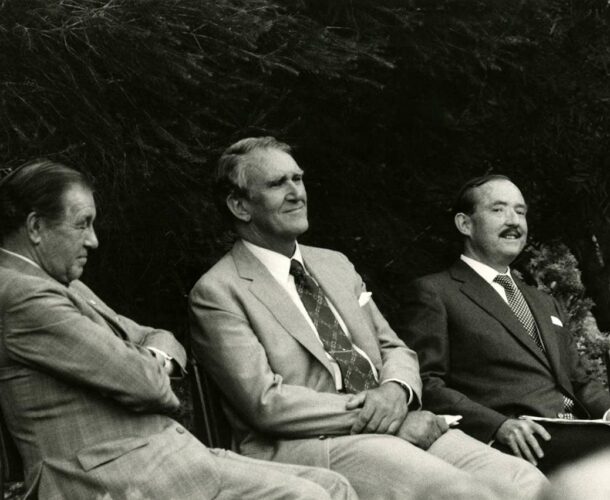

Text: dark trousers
xmin=493 ymin=422 xmax=610 ymax=474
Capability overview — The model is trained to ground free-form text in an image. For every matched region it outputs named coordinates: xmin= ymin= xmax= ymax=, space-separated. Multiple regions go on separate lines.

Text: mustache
xmin=499 ymin=227 xmax=523 ymax=238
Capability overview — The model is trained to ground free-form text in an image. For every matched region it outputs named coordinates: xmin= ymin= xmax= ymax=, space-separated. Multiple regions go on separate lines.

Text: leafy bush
xmin=522 ymin=242 xmax=610 ymax=387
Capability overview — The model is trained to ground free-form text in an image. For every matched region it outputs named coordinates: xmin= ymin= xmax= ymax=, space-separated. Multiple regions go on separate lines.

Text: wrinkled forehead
xmin=471 ymin=179 xmax=525 ymax=208
xmin=59 ymin=184 xmax=97 ymax=217
xmin=244 ymin=148 xmax=301 ymax=185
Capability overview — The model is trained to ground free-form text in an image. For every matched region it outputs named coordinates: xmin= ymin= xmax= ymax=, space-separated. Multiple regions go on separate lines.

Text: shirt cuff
xmin=382 ymin=379 xmax=414 ymax=406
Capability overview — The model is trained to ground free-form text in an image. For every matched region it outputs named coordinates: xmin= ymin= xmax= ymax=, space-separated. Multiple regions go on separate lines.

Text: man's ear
xmin=226 ymin=193 xmax=251 ymax=223
xmin=454 ymin=212 xmax=472 ymax=237
xmin=25 ymin=211 xmax=43 ymax=244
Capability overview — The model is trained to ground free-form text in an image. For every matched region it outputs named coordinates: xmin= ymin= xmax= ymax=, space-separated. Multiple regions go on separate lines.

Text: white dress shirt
xmin=460 ymin=254 xmax=514 ymax=304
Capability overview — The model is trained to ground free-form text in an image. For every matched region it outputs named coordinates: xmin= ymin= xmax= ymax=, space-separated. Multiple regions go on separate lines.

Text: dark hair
xmin=452 ymin=174 xmax=512 ymax=216
xmin=214 ymin=136 xmax=292 ymax=221
xmin=0 ymin=159 xmax=93 ymax=240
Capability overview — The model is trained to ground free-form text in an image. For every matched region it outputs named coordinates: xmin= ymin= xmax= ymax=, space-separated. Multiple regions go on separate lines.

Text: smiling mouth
xmin=285 ymin=205 xmax=306 ymax=213
xmin=499 ymin=231 xmax=522 ymax=240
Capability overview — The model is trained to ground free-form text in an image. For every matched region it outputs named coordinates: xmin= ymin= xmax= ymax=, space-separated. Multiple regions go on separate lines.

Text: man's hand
xmin=396 ymin=410 xmax=448 ymax=450
xmin=495 ymin=418 xmax=551 ymax=466
xmin=345 ymin=382 xmax=408 ymax=435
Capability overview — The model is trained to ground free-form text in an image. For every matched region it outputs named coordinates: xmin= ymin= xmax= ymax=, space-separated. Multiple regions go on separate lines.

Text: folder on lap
xmin=520 ymin=415 xmax=610 ymax=426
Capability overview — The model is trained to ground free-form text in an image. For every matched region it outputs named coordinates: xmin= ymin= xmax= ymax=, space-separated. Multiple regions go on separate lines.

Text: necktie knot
xmin=493 ymin=274 xmax=515 ymax=291
xmin=289 ymin=259 xmax=308 ymax=285
xmin=289 ymin=259 xmax=305 ymax=279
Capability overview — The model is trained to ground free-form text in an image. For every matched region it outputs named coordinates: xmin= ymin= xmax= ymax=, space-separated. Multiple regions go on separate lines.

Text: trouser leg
xmin=324 ymin=434 xmax=502 ymax=500
xmin=209 ymin=449 xmax=357 ymax=500
xmin=430 ymin=429 xmax=548 ymax=499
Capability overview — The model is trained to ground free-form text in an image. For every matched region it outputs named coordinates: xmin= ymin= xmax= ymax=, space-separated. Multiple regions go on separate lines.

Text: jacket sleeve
xmin=71 ymin=281 xmax=187 ymax=373
xmin=345 ymin=259 xmax=422 ymax=406
xmin=398 ymin=278 xmax=508 ymax=442
xmin=3 ymin=278 xmax=180 ymax=414
xmin=188 ymin=273 xmax=360 ymax=438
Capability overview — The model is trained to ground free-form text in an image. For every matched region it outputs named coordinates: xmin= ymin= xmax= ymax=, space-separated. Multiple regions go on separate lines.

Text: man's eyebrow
xmin=489 ymin=200 xmax=528 ymax=210
xmin=265 ymin=174 xmax=288 ymax=186
xmin=265 ymin=170 xmax=303 ymax=186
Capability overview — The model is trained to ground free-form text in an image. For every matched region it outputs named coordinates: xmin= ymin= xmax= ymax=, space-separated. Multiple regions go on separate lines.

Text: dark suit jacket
xmin=397 ymin=259 xmax=610 ymax=443
xmin=189 ymin=241 xmax=422 ymax=463
xmin=0 ymin=251 xmax=226 ymax=500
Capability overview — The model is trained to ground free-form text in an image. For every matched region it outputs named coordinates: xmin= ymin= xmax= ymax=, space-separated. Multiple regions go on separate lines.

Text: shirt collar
xmin=242 ymin=240 xmax=303 ymax=284
xmin=0 ymin=248 xmax=41 ymax=269
xmin=460 ymin=254 xmax=511 ymax=284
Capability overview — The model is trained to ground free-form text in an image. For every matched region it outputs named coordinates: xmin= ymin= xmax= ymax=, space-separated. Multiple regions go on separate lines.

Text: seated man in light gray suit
xmin=189 ymin=137 xmax=547 ymax=499
xmin=0 ymin=159 xmax=357 ymax=500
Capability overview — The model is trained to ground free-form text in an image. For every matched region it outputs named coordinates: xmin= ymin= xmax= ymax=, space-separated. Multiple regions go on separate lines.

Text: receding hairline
xmin=453 ymin=174 xmax=515 ymax=215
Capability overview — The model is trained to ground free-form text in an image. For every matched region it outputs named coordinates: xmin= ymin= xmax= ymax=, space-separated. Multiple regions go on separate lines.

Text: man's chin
xmin=68 ymin=266 xmax=85 ymax=283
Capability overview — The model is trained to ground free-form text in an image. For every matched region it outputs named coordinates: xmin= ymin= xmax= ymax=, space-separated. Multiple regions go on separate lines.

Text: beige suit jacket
xmin=0 ymin=251 xmax=225 ymax=500
xmin=189 ymin=241 xmax=422 ymax=463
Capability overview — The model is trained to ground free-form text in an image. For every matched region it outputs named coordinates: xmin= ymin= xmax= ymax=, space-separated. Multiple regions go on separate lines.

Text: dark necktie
xmin=494 ymin=274 xmax=575 ymax=418
xmin=289 ymin=259 xmax=378 ymax=393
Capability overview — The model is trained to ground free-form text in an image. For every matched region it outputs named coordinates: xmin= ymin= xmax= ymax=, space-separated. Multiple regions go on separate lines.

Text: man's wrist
xmin=382 ymin=379 xmax=413 ymax=405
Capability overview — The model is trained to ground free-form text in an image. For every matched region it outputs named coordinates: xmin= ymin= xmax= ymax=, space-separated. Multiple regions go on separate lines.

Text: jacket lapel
xmin=231 ymin=241 xmax=334 ymax=377
xmin=301 ymin=246 xmax=382 ymax=369
xmin=518 ymin=282 xmax=572 ymax=389
xmin=451 ymin=260 xmax=551 ymax=370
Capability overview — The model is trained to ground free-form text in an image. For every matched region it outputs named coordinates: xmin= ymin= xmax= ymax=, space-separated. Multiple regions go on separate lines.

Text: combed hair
xmin=214 ymin=136 xmax=292 ymax=221
xmin=452 ymin=174 xmax=512 ymax=216
xmin=0 ymin=159 xmax=93 ymax=240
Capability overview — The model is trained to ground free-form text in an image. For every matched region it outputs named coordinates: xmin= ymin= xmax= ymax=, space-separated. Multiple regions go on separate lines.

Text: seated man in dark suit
xmin=189 ymin=137 xmax=547 ymax=499
xmin=398 ymin=174 xmax=610 ymax=473
xmin=0 ymin=159 xmax=356 ymax=500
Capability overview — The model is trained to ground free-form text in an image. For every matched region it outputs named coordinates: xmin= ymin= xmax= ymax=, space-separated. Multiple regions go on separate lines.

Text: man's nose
xmin=505 ymin=208 xmax=520 ymax=225
xmin=286 ymin=180 xmax=306 ymax=199
xmin=85 ymin=227 xmax=99 ymax=249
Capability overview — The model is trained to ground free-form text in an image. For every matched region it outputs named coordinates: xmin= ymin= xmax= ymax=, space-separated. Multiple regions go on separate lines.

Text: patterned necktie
xmin=494 ymin=274 xmax=576 ymax=418
xmin=493 ymin=274 xmax=545 ymax=350
xmin=289 ymin=259 xmax=378 ymax=393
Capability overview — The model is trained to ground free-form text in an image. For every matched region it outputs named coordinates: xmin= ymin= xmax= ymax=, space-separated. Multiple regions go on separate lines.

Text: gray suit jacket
xmin=0 ymin=251 xmax=223 ymax=500
xmin=398 ymin=260 xmax=610 ymax=443
xmin=189 ymin=241 xmax=422 ymax=463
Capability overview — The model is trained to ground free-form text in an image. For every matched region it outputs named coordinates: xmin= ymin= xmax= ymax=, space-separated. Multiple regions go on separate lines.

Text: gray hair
xmin=214 ymin=136 xmax=292 ymax=221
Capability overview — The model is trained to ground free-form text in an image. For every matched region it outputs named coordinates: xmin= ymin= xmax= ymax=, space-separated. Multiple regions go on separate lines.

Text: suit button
xmin=176 ymin=427 xmax=185 ymax=434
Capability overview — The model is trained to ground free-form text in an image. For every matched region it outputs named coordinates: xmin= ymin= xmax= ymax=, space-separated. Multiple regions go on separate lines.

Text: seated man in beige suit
xmin=189 ymin=137 xmax=548 ymax=500
xmin=0 ymin=159 xmax=357 ymax=500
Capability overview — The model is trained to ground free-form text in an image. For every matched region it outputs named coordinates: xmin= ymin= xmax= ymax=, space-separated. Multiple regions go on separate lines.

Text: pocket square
xmin=358 ymin=292 xmax=372 ymax=306
xmin=551 ymin=316 xmax=563 ymax=327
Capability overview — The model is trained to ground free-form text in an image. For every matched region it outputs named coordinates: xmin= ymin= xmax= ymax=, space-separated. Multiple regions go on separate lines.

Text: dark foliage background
xmin=2 ymin=0 xmax=610 ymax=373
xmin=3 ymin=1 xmax=610 ymax=497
